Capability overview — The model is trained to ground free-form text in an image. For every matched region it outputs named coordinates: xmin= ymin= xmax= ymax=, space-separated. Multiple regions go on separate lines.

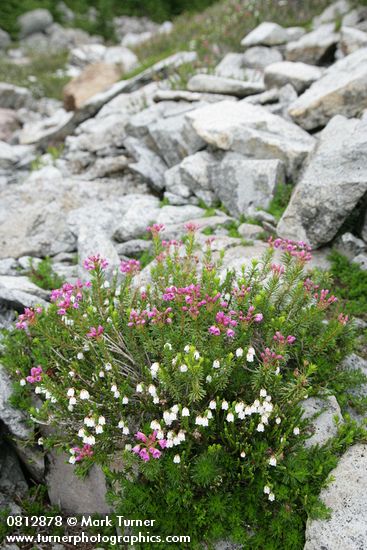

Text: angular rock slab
xmin=46 ymin=451 xmax=111 ymax=514
xmin=304 ymin=444 xmax=367 ymax=550
xmin=185 ymin=100 xmax=315 ymax=177
xmin=187 ymin=74 xmax=264 ymax=98
xmin=0 ymin=365 xmax=32 ymax=440
xmin=277 ymin=115 xmax=367 ymax=247
xmin=264 ymin=61 xmax=323 ymax=93
xmin=288 ymin=47 xmax=367 ymax=130
xmin=302 ymin=396 xmax=343 ymax=448
xmin=285 ymin=24 xmax=339 ymax=65
xmin=210 ymin=153 xmax=285 ymax=217
xmin=241 ymin=22 xmax=289 ymax=47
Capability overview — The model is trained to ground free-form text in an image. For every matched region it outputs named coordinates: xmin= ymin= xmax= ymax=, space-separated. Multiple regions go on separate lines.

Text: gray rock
xmin=210 ymin=154 xmax=286 ymax=217
xmin=13 ymin=440 xmax=45 ymax=482
xmin=352 ymin=253 xmax=367 ymax=270
xmin=0 ymin=441 xmax=28 ymax=497
xmin=340 ymin=25 xmax=367 ymax=55
xmin=0 ymin=276 xmax=48 ymax=310
xmin=241 ymin=22 xmax=289 ymax=47
xmin=247 ymin=208 xmax=277 ymax=225
xmin=288 ymin=48 xmax=367 ymax=130
xmin=0 ymin=83 xmax=33 ymax=110
xmin=214 ymin=53 xmax=248 ymax=80
xmin=0 ymin=258 xmax=18 ymax=276
xmin=0 ymin=108 xmax=21 ymax=143
xmin=0 ymin=365 xmax=32 ymax=440
xmin=264 ymin=61 xmax=323 ymax=93
xmin=185 ymin=100 xmax=315 ymax=177
xmin=278 ymin=115 xmax=367 ymax=247
xmin=304 ymin=444 xmax=367 ymax=550
xmin=242 ymin=46 xmax=283 ymax=69
xmin=313 ymin=0 xmax=352 ymax=28
xmin=302 ymin=396 xmax=343 ymax=448
xmin=187 ymin=74 xmax=264 ymax=97
xmin=124 ymin=137 xmax=167 ymax=191
xmin=46 ymin=451 xmax=111 ymax=514
xmin=285 ymin=24 xmax=339 ymax=65
xmin=57 ymin=2 xmax=75 ymax=23
xmin=334 ymin=232 xmax=366 ymax=260
xmin=0 ymin=29 xmax=11 ymax=50
xmin=69 ymin=44 xmax=138 ymax=73
xmin=238 ymin=223 xmax=264 ymax=239
xmin=285 ymin=27 xmax=306 ymax=41
xmin=19 ymin=108 xmax=74 ymax=147
xmin=113 ymin=195 xmax=161 ymax=242
xmin=18 ymin=8 xmax=53 ymax=38
xmin=116 ymin=239 xmax=153 ymax=257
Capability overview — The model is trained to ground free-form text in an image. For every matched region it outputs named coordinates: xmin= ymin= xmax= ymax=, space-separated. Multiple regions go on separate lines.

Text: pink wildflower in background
xmin=51 ymin=280 xmax=90 ymax=316
xmin=273 ymin=332 xmax=296 ymax=345
xmin=86 ymin=325 xmax=104 ymax=339
xmin=184 ymin=222 xmax=200 ymax=233
xmin=268 ymin=237 xmax=312 ymax=262
xmin=338 ymin=313 xmax=349 ymax=325
xmin=147 ymin=223 xmax=165 ymax=235
xmin=261 ymin=348 xmax=284 ymax=365
xmin=70 ymin=444 xmax=94 ymax=463
xmin=315 ymin=289 xmax=338 ymax=309
xmin=26 ymin=366 xmax=42 ymax=384
xmin=120 ymin=259 xmax=141 ymax=275
xmin=16 ymin=307 xmax=42 ymax=330
xmin=83 ymin=254 xmax=109 ymax=271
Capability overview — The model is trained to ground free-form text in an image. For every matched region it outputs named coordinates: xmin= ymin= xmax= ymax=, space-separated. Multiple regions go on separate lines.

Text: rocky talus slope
xmin=0 ymin=2 xmax=366 ymax=549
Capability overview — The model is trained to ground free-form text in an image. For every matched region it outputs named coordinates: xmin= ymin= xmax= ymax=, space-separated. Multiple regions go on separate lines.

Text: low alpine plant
xmin=2 ymin=225 xmax=360 ymax=549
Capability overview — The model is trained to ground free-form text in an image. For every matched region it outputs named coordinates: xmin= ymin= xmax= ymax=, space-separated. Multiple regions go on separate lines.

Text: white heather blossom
xmin=261 ymin=414 xmax=269 ymax=425
xmin=221 ymin=400 xmax=229 ymax=410
xmin=150 ymin=420 xmax=161 ymax=431
xmin=246 ymin=347 xmax=255 ymax=362
xmin=77 ymin=352 xmax=84 ymax=360
xmin=254 ymin=399 xmax=260 ymax=408
xmin=268 ymin=493 xmax=275 ymax=502
xmin=122 ymin=396 xmax=129 ymax=404
xmin=114 ymin=390 xmax=120 ymax=398
xmin=263 ymin=485 xmax=271 ymax=494
xmin=293 ymin=427 xmax=300 ymax=435
xmin=118 ymin=420 xmax=125 ymax=429
xmin=173 ymin=454 xmax=181 ymax=464
xmin=20 ymin=379 xmax=26 ymax=386
xmin=95 ymin=425 xmax=103 ymax=434
xmin=276 ymin=417 xmax=281 ymax=425
xmin=80 ymin=390 xmax=90 ymax=400
xmin=240 ymin=451 xmax=246 ymax=458
xmin=269 ymin=456 xmax=277 ymax=467
xmin=182 ymin=407 xmax=190 ymax=417
xmin=68 ymin=371 xmax=75 ymax=378
xmin=78 ymin=428 xmax=85 ymax=438
xmin=84 ymin=417 xmax=95 ymax=428
xmin=111 ymin=385 xmax=117 ymax=393
xmin=83 ymin=435 xmax=96 ymax=446
xmin=206 ymin=410 xmax=213 ymax=419
xmin=226 ymin=412 xmax=234 ymax=422
xmin=150 ymin=362 xmax=160 ymax=376
xmin=69 ymin=397 xmax=76 ymax=406
xmin=98 ymin=416 xmax=106 ymax=426
xmin=83 ymin=344 xmax=90 ymax=352
xmin=260 ymin=388 xmax=267 ymax=398
xmin=99 ymin=371 xmax=105 ymax=378
xmin=194 ymin=351 xmax=200 ymax=360
xmin=265 ymin=395 xmax=272 ymax=402
xmin=236 ymin=348 xmax=243 ymax=357
xmin=256 ymin=423 xmax=265 ymax=432
xmin=153 ymin=396 xmax=159 ymax=404
xmin=179 ymin=364 xmax=188 ymax=373
xmin=67 ymin=388 xmax=75 ymax=397
xmin=103 ymin=281 xmax=110 ymax=288
xmin=172 ymin=356 xmax=178 ymax=366
xmin=136 ymin=383 xmax=143 ymax=393
xmin=206 ymin=375 xmax=212 ymax=383
xmin=171 ymin=405 xmax=179 ymax=414
xmin=148 ymin=384 xmax=157 ymax=396
xmin=213 ymin=359 xmax=220 ymax=369
xmin=38 ymin=438 xmax=44 ymax=446
xmin=164 ymin=343 xmax=172 ymax=350
xmin=275 ymin=367 xmax=280 ymax=375
xmin=209 ymin=400 xmax=217 ymax=410
xmin=157 ymin=430 xmax=164 ymax=440
xmin=105 ymin=363 xmax=112 ymax=371
xmin=125 ymin=444 xmax=132 ymax=451
xmin=69 ymin=455 xmax=76 ymax=464
xmin=184 ymin=345 xmax=190 ymax=353
xmin=235 ymin=402 xmax=244 ymax=414
xmin=122 ymin=427 xmax=129 ymax=435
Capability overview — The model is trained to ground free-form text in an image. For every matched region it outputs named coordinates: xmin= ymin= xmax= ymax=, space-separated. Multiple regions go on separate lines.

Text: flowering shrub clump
xmin=2 ymin=227 xmax=359 ymax=549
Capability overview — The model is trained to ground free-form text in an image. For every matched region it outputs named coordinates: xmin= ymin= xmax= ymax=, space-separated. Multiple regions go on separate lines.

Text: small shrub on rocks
xmin=2 ymin=226 xmax=361 ymax=549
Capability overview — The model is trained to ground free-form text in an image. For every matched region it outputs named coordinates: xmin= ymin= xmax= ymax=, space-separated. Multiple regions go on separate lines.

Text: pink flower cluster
xmin=232 ymin=285 xmax=251 ymax=300
xmin=16 ymin=307 xmax=42 ymax=330
xmin=304 ymin=278 xmax=319 ymax=293
xmin=132 ymin=431 xmax=167 ymax=462
xmin=86 ymin=325 xmax=104 ymax=339
xmin=51 ymin=280 xmax=90 ymax=316
xmin=128 ymin=307 xmax=173 ymax=328
xmin=260 ymin=348 xmax=284 ymax=365
xmin=338 ymin=313 xmax=349 ymax=325
xmin=72 ymin=444 xmax=94 ymax=462
xmin=273 ymin=332 xmax=296 ymax=345
xmin=271 ymin=264 xmax=285 ymax=276
xmin=83 ymin=254 xmax=109 ymax=272
xmin=209 ymin=310 xmax=238 ymax=338
xmin=147 ymin=223 xmax=165 ymax=235
xmin=26 ymin=366 xmax=42 ymax=384
xmin=120 ymin=259 xmax=141 ymax=275
xmin=238 ymin=306 xmax=263 ymax=324
xmin=314 ymin=289 xmax=338 ymax=309
xmin=184 ymin=222 xmax=200 ymax=233
xmin=162 ymin=284 xmax=221 ymax=318
xmin=269 ymin=237 xmax=312 ymax=262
